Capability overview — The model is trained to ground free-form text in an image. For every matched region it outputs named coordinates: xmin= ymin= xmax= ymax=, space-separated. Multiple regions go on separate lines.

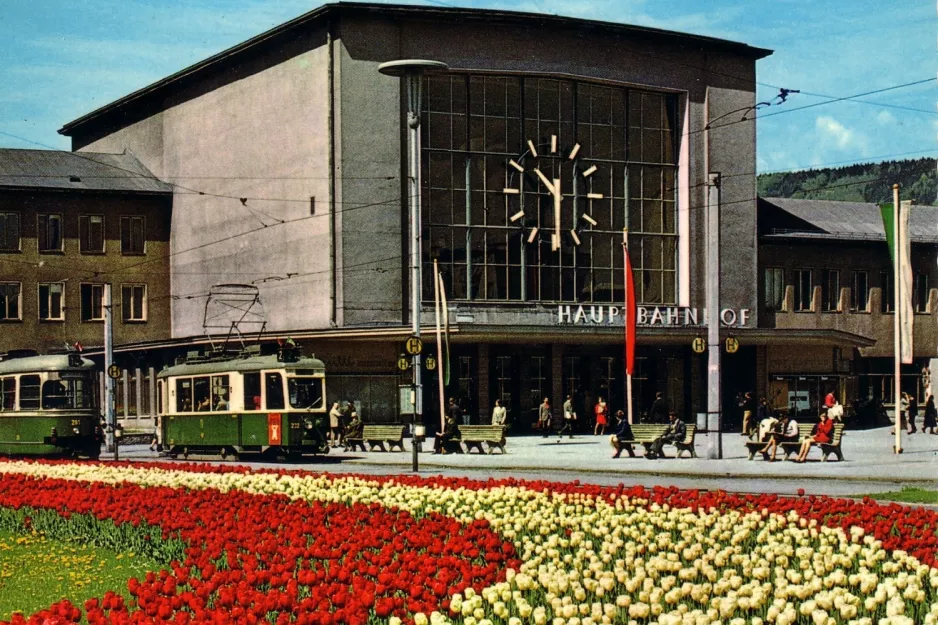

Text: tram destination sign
xmin=557 ymin=305 xmax=752 ymax=328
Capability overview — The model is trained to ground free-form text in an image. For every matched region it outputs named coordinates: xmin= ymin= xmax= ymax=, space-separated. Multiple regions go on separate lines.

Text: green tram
xmin=0 ymin=351 xmax=102 ymax=458
xmin=157 ymin=346 xmax=330 ymax=459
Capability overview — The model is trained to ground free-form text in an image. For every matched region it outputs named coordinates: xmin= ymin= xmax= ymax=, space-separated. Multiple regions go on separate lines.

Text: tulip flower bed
xmin=2 ymin=461 xmax=938 ymax=625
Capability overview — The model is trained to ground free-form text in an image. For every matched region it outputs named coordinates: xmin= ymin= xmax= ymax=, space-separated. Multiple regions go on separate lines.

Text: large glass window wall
xmin=421 ymin=73 xmax=679 ymax=304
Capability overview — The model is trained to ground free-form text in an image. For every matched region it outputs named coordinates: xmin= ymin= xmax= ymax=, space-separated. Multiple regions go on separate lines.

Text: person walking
xmin=329 ymin=401 xmax=343 ymax=447
xmin=609 ymin=410 xmax=635 ymax=458
xmin=908 ymin=394 xmax=919 ymax=434
xmin=646 ymin=412 xmax=686 ymax=459
xmin=558 ymin=394 xmax=576 ymax=438
xmin=447 ymin=398 xmax=464 ymax=428
xmin=741 ymin=391 xmax=756 ymax=437
xmin=593 ymin=396 xmax=608 ymax=436
xmin=491 ymin=399 xmax=507 ymax=426
xmin=649 ymin=392 xmax=668 ymax=424
xmin=924 ymin=395 xmax=937 ymax=434
xmin=538 ymin=397 xmax=552 ymax=438
xmin=794 ymin=411 xmax=833 ymax=462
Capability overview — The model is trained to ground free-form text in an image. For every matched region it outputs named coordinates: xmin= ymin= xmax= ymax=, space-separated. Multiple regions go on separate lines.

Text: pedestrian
xmin=898 ymin=392 xmax=910 ymax=432
xmin=924 ymin=395 xmax=937 ymax=434
xmin=593 ymin=396 xmax=608 ymax=436
xmin=794 ymin=411 xmax=834 ymax=463
xmin=344 ymin=411 xmax=364 ymax=452
xmin=741 ymin=391 xmax=755 ymax=437
xmin=538 ymin=397 xmax=552 ymax=438
xmin=908 ymin=393 xmax=919 ymax=434
xmin=609 ymin=410 xmax=635 ymax=458
xmin=558 ymin=394 xmax=576 ymax=438
xmin=649 ymin=392 xmax=668 ymax=424
xmin=433 ymin=414 xmax=459 ymax=454
xmin=756 ymin=396 xmax=771 ymax=428
xmin=491 ymin=399 xmax=507 ymax=426
xmin=824 ymin=391 xmax=837 ymax=409
xmin=447 ymin=397 xmax=465 ymax=428
xmin=329 ymin=401 xmax=343 ymax=447
xmin=646 ymin=412 xmax=686 ymax=460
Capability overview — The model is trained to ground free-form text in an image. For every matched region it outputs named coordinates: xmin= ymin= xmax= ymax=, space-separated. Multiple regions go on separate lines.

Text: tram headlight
xmin=72 ymin=427 xmax=81 ymax=435
xmin=304 ymin=417 xmax=314 ymax=431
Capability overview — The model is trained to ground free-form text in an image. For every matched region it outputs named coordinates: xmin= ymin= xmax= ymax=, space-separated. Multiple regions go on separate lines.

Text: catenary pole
xmin=103 ymin=283 xmax=116 ymax=458
xmin=706 ymin=173 xmax=722 ymax=459
xmin=434 ymin=260 xmax=446 ymax=439
xmin=893 ymin=184 xmax=902 ymax=454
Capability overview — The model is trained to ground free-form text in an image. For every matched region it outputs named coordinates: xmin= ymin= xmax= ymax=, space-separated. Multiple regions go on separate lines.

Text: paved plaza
xmin=115 ymin=425 xmax=938 ymax=499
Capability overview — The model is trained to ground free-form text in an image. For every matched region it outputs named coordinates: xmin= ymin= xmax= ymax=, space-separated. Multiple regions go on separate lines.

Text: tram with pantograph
xmin=157 ymin=343 xmax=329 ymax=460
xmin=0 ymin=350 xmax=102 ymax=458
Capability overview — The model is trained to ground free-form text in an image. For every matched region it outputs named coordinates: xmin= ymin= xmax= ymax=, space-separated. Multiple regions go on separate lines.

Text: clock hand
xmin=532 ymin=168 xmax=555 ymax=196
xmin=553 ymin=176 xmax=561 ymax=252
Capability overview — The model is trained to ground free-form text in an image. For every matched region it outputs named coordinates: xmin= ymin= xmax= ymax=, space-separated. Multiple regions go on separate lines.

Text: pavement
xmin=110 ymin=426 xmax=938 ymax=499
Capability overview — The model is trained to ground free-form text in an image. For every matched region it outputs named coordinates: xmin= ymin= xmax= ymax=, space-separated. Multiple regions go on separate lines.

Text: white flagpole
xmin=433 ymin=259 xmax=446 ymax=433
xmin=893 ymin=184 xmax=902 ymax=454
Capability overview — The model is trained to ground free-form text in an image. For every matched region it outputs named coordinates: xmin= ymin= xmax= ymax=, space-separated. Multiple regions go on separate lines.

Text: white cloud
xmin=815 ymin=115 xmax=866 ymax=151
xmin=876 ymin=110 xmax=897 ymax=125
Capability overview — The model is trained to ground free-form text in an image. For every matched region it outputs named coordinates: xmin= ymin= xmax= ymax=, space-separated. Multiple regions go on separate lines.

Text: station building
xmin=38 ymin=2 xmax=930 ymax=430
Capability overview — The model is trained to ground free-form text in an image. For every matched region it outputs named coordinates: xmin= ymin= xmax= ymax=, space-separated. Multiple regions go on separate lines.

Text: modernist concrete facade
xmin=54 ymin=3 xmax=799 ymax=428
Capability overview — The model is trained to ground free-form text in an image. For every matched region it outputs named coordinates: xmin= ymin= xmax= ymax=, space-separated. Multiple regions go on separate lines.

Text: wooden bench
xmin=457 ymin=425 xmax=507 ymax=454
xmin=617 ymin=423 xmax=697 ymax=458
xmin=345 ymin=425 xmax=406 ymax=452
xmin=778 ymin=422 xmax=845 ymax=462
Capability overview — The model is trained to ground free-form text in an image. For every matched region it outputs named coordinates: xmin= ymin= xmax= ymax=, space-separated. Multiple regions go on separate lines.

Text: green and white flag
xmin=880 ymin=201 xmax=914 ymax=364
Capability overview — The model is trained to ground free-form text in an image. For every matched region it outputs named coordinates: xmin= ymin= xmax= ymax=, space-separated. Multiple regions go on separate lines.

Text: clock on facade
xmin=502 ymin=135 xmax=604 ymax=251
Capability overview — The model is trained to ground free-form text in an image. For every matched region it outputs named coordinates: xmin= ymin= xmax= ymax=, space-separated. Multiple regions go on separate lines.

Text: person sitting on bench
xmin=794 ymin=411 xmax=833 ymax=463
xmin=433 ymin=415 xmax=459 ymax=454
xmin=344 ymin=413 xmax=364 ymax=451
xmin=760 ymin=413 xmax=797 ymax=461
xmin=646 ymin=412 xmax=685 ymax=460
xmin=609 ymin=410 xmax=635 ymax=458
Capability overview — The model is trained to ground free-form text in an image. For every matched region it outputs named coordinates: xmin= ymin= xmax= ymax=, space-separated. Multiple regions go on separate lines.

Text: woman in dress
xmin=923 ymin=395 xmax=937 ymax=434
xmin=794 ymin=411 xmax=834 ymax=463
xmin=491 ymin=399 xmax=507 ymax=426
xmin=329 ymin=401 xmax=343 ymax=447
xmin=593 ymin=397 xmax=608 ymax=436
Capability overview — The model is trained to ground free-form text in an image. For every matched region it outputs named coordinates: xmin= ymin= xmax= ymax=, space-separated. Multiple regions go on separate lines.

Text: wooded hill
xmin=757 ymin=158 xmax=937 ymax=205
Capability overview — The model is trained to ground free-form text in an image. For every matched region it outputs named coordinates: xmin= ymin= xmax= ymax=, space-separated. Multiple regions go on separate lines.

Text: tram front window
xmin=288 ymin=377 xmax=323 ymax=410
xmin=41 ymin=377 xmax=95 ymax=410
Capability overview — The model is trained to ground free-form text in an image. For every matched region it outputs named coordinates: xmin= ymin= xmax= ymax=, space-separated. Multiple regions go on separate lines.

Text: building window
xmin=37 ymin=214 xmax=63 ymax=252
xmin=0 ymin=213 xmax=20 ymax=252
xmin=794 ymin=269 xmax=813 ymax=311
xmin=79 ymin=215 xmax=105 ymax=253
xmin=80 ymin=283 xmax=105 ymax=321
xmin=764 ymin=267 xmax=784 ymax=311
xmin=38 ymin=282 xmax=65 ymax=321
xmin=0 ymin=283 xmax=21 ymax=321
xmin=915 ymin=273 xmax=929 ymax=313
xmin=880 ymin=271 xmax=893 ymax=313
xmin=822 ymin=269 xmax=840 ymax=312
xmin=421 ymin=74 xmax=679 ymax=304
xmin=120 ymin=216 xmax=145 ymax=255
xmin=121 ymin=284 xmax=146 ymax=322
xmin=851 ymin=270 xmax=869 ymax=312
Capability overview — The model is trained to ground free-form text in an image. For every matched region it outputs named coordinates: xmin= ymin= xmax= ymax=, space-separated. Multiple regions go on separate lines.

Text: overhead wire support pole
xmin=706 ymin=173 xmax=722 ymax=459
xmin=103 ymin=283 xmax=116 ymax=459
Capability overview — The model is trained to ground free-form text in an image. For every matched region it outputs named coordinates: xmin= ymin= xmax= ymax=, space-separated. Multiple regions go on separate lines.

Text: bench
xmin=616 ymin=423 xmax=697 ymax=458
xmin=345 ymin=425 xmax=406 ymax=452
xmin=778 ymin=422 xmax=845 ymax=462
xmin=456 ymin=425 xmax=507 ymax=454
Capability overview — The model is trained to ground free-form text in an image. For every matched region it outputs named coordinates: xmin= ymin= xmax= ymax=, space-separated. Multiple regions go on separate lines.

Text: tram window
xmin=193 ymin=377 xmax=211 ymax=411
xmin=41 ymin=380 xmax=68 ymax=409
xmin=243 ymin=373 xmax=261 ymax=410
xmin=19 ymin=375 xmax=40 ymax=410
xmin=211 ymin=375 xmax=230 ymax=411
xmin=0 ymin=378 xmax=14 ymax=411
xmin=288 ymin=377 xmax=324 ymax=409
xmin=265 ymin=372 xmax=285 ymax=410
xmin=176 ymin=379 xmax=193 ymax=412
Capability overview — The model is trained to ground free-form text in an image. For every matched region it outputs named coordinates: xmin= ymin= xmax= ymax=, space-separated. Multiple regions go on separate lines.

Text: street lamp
xmin=379 ymin=59 xmax=449 ymax=472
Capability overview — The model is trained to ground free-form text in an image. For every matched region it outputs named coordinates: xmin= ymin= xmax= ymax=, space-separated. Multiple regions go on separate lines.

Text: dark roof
xmin=0 ymin=148 xmax=171 ymax=194
xmin=59 ymin=2 xmax=771 ymax=138
xmin=760 ymin=197 xmax=938 ymax=244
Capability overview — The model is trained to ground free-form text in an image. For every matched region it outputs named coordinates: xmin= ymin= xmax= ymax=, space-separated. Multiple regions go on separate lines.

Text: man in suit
xmin=647 ymin=412 xmax=686 ymax=459
xmin=609 ymin=410 xmax=635 ymax=458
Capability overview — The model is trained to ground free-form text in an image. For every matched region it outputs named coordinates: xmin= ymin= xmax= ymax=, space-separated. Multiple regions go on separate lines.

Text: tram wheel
xmin=182 ymin=447 xmax=189 ymax=461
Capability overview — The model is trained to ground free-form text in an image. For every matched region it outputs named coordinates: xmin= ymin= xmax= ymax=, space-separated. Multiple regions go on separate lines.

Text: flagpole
xmin=893 ymin=184 xmax=902 ymax=454
xmin=623 ymin=229 xmax=634 ymax=425
xmin=433 ymin=259 xmax=446 ymax=433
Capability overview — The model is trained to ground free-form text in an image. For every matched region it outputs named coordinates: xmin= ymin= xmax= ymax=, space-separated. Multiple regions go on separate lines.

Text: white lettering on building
xmin=556 ymin=305 xmax=752 ymax=328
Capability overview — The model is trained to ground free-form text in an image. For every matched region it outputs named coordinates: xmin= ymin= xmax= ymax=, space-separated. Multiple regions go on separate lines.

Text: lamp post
xmin=379 ymin=59 xmax=448 ymax=472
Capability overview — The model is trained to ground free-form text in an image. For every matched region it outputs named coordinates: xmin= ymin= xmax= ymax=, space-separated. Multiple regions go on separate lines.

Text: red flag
xmin=623 ymin=241 xmax=636 ymax=376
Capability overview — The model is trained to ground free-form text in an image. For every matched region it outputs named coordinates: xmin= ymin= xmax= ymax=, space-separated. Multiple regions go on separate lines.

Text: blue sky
xmin=1 ymin=0 xmax=934 ymax=173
